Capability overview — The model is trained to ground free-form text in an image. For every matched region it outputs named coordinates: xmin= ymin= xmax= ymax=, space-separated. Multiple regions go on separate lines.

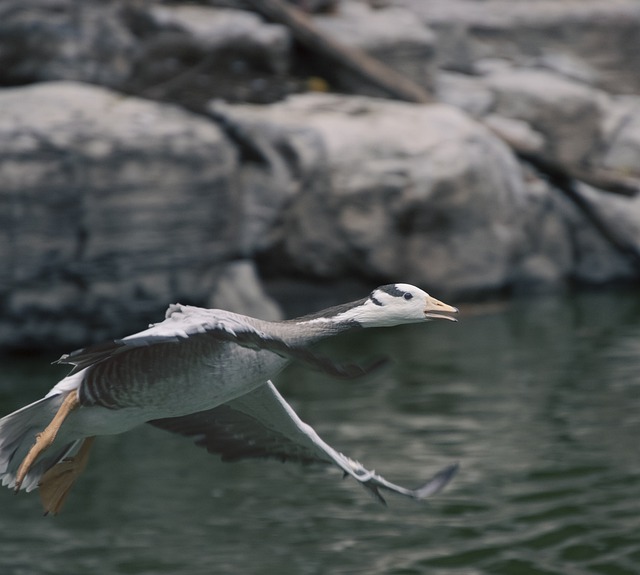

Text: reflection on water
xmin=1 ymin=290 xmax=640 ymax=575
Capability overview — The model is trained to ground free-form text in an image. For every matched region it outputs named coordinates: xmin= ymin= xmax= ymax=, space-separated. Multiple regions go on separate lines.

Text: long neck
xmin=262 ymin=298 xmax=367 ymax=346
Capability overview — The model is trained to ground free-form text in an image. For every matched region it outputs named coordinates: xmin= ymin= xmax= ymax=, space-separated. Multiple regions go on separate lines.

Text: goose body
xmin=0 ymin=283 xmax=459 ymax=513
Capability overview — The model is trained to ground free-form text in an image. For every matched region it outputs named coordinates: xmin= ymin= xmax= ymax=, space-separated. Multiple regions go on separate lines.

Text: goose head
xmin=310 ymin=283 xmax=458 ymax=329
xmin=361 ymin=283 xmax=458 ymax=327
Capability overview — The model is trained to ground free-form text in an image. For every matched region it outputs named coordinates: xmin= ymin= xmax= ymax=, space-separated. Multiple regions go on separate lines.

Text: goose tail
xmin=0 ymin=395 xmax=76 ymax=492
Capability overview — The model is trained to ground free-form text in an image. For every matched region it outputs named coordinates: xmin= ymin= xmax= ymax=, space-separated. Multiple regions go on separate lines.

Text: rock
xmin=390 ymin=0 xmax=640 ymax=94
xmin=513 ymin=166 xmax=640 ymax=288
xmin=125 ymin=4 xmax=294 ymax=105
xmin=436 ymin=71 xmax=494 ymax=118
xmin=312 ymin=1 xmax=437 ymax=95
xmin=1 ymin=0 xmax=639 ymax=354
xmin=483 ymin=114 xmax=545 ymax=155
xmin=513 ymin=254 xmax=568 ymax=293
xmin=141 ymin=3 xmax=290 ymax=75
xmin=438 ymin=67 xmax=605 ymax=166
xmin=0 ymin=0 xmax=296 ymax=108
xmin=205 ymin=0 xmax=339 ymax=12
xmin=0 ymin=0 xmax=136 ymax=87
xmin=511 ymin=168 xmax=640 ymax=291
xmin=600 ymin=96 xmax=640 ymax=177
xmin=220 ymin=93 xmax=528 ymax=297
xmin=565 ymin=184 xmax=639 ymax=284
xmin=207 ymin=260 xmax=283 ymax=321
xmin=436 ymin=64 xmax=640 ymax=285
xmin=428 ymin=18 xmax=475 ymax=74
xmin=0 ymin=81 xmax=238 ymax=349
xmin=510 ymin=172 xmax=574 ymax=292
xmin=483 ymin=69 xmax=602 ymax=167
xmin=215 ymin=90 xmax=640 ymax=296
xmin=147 ymin=5 xmax=289 ymax=72
xmin=207 ymin=99 xmax=302 ymax=256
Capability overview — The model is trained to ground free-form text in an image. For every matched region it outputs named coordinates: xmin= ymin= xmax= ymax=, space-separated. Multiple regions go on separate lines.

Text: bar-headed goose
xmin=0 ymin=283 xmax=458 ymax=514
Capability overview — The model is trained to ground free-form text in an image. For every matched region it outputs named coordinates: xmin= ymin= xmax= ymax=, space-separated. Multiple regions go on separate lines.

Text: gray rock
xmin=511 ymin=169 xmax=640 ymax=291
xmin=514 ymin=166 xmax=640 ymax=288
xmin=436 ymin=72 xmax=495 ymax=118
xmin=483 ymin=69 xmax=602 ymax=166
xmin=312 ymin=1 xmax=438 ymax=95
xmin=483 ymin=114 xmax=545 ymax=155
xmin=0 ymin=0 xmax=136 ymax=87
xmin=438 ymin=67 xmax=608 ymax=166
xmin=0 ymin=0 xmax=295 ymax=107
xmin=511 ymin=173 xmax=574 ymax=292
xmin=434 ymin=64 xmax=640 ymax=285
xmin=207 ymin=260 xmax=283 ymax=321
xmin=390 ymin=0 xmax=640 ymax=94
xmin=140 ymin=4 xmax=291 ymax=75
xmin=600 ymin=96 xmax=640 ymax=177
xmin=124 ymin=3 xmax=297 ymax=105
xmin=221 ymin=93 xmax=528 ymax=297
xmin=566 ymin=184 xmax=639 ymax=284
xmin=207 ymin=99 xmax=303 ymax=256
xmin=218 ymin=89 xmax=640 ymax=296
xmin=0 ymin=81 xmax=238 ymax=348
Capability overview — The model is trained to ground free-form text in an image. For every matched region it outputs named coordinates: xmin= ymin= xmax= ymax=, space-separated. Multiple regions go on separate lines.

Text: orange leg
xmin=15 ymin=391 xmax=80 ymax=491
xmin=38 ymin=436 xmax=96 ymax=515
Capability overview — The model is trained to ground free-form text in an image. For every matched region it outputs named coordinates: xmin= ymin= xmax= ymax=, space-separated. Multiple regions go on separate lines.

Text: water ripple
xmin=1 ymin=292 xmax=640 ymax=574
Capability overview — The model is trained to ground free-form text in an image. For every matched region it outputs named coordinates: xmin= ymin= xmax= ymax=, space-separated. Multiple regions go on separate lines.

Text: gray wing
xmin=56 ymin=305 xmax=385 ymax=379
xmin=149 ymin=381 xmax=458 ymax=504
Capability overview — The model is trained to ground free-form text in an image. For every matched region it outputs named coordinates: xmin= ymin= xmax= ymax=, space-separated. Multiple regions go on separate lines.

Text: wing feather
xmin=56 ymin=305 xmax=386 ymax=379
xmin=149 ymin=381 xmax=458 ymax=504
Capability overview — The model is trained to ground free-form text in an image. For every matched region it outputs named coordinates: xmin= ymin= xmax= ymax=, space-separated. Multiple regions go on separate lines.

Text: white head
xmin=307 ymin=283 xmax=458 ymax=328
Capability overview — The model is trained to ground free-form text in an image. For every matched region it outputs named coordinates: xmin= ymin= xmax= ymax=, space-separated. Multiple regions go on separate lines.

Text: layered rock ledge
xmin=2 ymin=0 xmax=640 ymax=349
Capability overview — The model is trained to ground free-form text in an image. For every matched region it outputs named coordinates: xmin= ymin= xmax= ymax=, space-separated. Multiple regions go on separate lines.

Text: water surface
xmin=1 ymin=291 xmax=639 ymax=574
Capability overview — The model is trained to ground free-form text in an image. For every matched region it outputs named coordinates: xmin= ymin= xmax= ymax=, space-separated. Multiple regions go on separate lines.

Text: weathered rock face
xmin=1 ymin=0 xmax=640 ymax=351
xmin=392 ymin=0 xmax=640 ymax=94
xmin=124 ymin=4 xmax=295 ymax=106
xmin=0 ymin=0 xmax=297 ymax=107
xmin=513 ymin=171 xmax=640 ymax=290
xmin=484 ymin=69 xmax=603 ymax=167
xmin=601 ymin=97 xmax=640 ymax=177
xmin=220 ymin=93 xmax=528 ymax=297
xmin=312 ymin=2 xmax=437 ymax=95
xmin=0 ymin=0 xmax=136 ymax=87
xmin=439 ymin=65 xmax=640 ymax=280
xmin=439 ymin=68 xmax=605 ymax=168
xmin=218 ymin=88 xmax=640 ymax=296
xmin=207 ymin=260 xmax=283 ymax=321
xmin=510 ymin=170 xmax=574 ymax=292
xmin=0 ymin=81 xmax=238 ymax=348
xmin=567 ymin=184 xmax=640 ymax=284
xmin=139 ymin=4 xmax=290 ymax=76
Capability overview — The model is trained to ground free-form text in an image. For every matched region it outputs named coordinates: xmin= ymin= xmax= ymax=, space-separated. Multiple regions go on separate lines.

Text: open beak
xmin=424 ymin=295 xmax=458 ymax=322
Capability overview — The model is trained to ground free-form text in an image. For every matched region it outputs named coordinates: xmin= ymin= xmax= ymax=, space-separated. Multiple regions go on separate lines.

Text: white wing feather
xmin=151 ymin=381 xmax=458 ymax=504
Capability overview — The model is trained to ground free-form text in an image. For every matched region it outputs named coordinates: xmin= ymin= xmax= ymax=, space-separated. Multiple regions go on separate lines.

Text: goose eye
xmin=403 ymin=293 xmax=413 ymax=301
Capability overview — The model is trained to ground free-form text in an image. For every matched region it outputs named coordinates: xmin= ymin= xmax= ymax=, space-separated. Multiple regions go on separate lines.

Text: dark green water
xmin=1 ymin=291 xmax=640 ymax=575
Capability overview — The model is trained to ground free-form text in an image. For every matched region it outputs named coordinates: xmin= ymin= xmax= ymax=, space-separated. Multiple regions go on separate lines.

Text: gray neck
xmin=255 ymin=299 xmax=367 ymax=346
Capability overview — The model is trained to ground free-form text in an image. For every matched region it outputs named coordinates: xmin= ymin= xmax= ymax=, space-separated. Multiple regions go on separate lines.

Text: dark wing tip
xmin=52 ymin=340 xmax=125 ymax=374
xmin=414 ymin=462 xmax=460 ymax=499
xmin=368 ymin=484 xmax=388 ymax=506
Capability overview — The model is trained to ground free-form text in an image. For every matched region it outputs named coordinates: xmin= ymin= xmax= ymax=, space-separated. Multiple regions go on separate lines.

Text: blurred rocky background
xmin=2 ymin=0 xmax=640 ymax=350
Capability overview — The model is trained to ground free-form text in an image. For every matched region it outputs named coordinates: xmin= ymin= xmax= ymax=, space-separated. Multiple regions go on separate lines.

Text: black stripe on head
xmin=369 ymin=293 xmax=383 ymax=306
xmin=378 ymin=284 xmax=406 ymax=298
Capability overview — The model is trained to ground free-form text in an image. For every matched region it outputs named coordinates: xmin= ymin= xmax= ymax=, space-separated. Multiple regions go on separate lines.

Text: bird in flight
xmin=0 ymin=283 xmax=459 ymax=515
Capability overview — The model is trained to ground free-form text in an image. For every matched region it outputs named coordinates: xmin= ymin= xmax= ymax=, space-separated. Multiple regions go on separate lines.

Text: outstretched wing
xmin=55 ymin=305 xmax=385 ymax=380
xmin=149 ymin=381 xmax=458 ymax=504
